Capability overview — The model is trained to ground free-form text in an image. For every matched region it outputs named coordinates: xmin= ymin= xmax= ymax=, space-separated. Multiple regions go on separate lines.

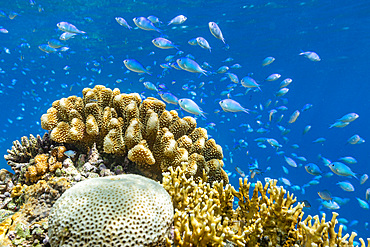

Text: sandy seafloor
xmin=0 ymin=0 xmax=369 ymax=243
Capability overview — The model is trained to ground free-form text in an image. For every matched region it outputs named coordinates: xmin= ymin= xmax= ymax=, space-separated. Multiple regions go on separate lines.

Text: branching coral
xmin=40 ymin=85 xmax=227 ymax=183
xmin=163 ymin=165 xmax=369 ymax=247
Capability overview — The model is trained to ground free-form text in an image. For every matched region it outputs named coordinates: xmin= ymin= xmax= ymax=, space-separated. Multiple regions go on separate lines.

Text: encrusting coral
xmin=162 ymin=164 xmax=370 ymax=247
xmin=39 ymin=85 xmax=227 ymax=183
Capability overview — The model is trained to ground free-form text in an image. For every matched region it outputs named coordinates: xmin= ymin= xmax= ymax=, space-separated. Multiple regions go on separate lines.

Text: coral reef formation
xmin=39 ymin=85 xmax=227 ymax=183
xmin=0 ymin=86 xmax=368 ymax=246
xmin=48 ymin=174 xmax=173 ymax=246
xmin=163 ymin=165 xmax=370 ymax=247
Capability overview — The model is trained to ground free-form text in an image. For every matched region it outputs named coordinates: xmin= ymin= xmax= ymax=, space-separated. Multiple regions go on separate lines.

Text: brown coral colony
xmin=40 ymin=85 xmax=228 ymax=183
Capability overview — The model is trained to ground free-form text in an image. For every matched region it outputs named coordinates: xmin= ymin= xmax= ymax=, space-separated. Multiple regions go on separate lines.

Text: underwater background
xmin=0 ymin=0 xmax=369 ymax=243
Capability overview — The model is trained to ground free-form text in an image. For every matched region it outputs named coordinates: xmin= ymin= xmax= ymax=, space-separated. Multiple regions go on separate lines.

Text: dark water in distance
xmin=1 ymin=0 xmax=369 ymax=242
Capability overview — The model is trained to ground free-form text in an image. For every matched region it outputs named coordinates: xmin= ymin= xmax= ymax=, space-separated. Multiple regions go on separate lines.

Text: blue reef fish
xmin=152 ymin=38 xmax=178 ymax=49
xmin=337 ymin=181 xmax=355 ymax=192
xmin=230 ymin=64 xmax=242 ymax=69
xmin=115 ymin=17 xmax=132 ymax=29
xmin=64 ymin=150 xmax=76 ymax=158
xmin=329 ymin=121 xmax=350 ymax=128
xmin=339 ymin=156 xmax=357 ymax=164
xmin=133 ymin=17 xmax=161 ymax=32
xmin=188 ymin=38 xmax=198 ymax=46
xmin=366 ymin=188 xmax=370 ymax=201
xmin=275 ymin=88 xmax=289 ymax=97
xmin=284 ymin=156 xmax=297 ymax=168
xmin=262 ymin=56 xmax=275 ymax=66
xmin=57 ymin=22 xmax=85 ymax=34
xmin=305 ymin=163 xmax=322 ymax=175
xmin=347 ymin=134 xmax=362 ymax=145
xmin=59 ymin=32 xmax=76 ymax=40
xmin=266 ymin=138 xmax=282 ymax=149
xmin=356 ymin=198 xmax=369 ymax=209
xmin=303 ymin=125 xmax=311 ymax=135
xmin=143 ymin=82 xmax=158 ymax=91
xmin=209 ymin=22 xmax=225 ymax=44
xmin=299 ymin=51 xmax=321 ymax=61
xmin=329 ymin=162 xmax=357 ymax=178
xmin=48 ymin=39 xmax=63 ymax=48
xmin=158 ymin=92 xmax=178 ymax=105
xmin=147 ymin=15 xmax=162 ymax=24
xmin=216 ymin=66 xmax=229 ymax=74
xmin=360 ymin=174 xmax=368 ymax=185
xmin=241 ymin=76 xmax=261 ymax=91
xmin=178 ymin=98 xmax=206 ymax=117
xmin=235 ymin=166 xmax=246 ymax=177
xmin=38 ymin=44 xmax=57 ymax=53
xmin=322 ymin=200 xmax=340 ymax=210
xmin=301 ymin=103 xmax=313 ymax=112
xmin=280 ymin=78 xmax=292 ymax=88
xmin=265 ymin=73 xmax=281 ymax=81
xmin=196 ymin=37 xmax=211 ymax=52
xmin=318 ymin=190 xmax=332 ymax=201
xmin=337 ymin=113 xmax=359 ymax=122
xmin=288 ymin=110 xmax=300 ymax=124
xmin=176 ymin=57 xmax=208 ymax=76
xmin=123 ymin=59 xmax=151 ymax=75
xmin=227 ymin=73 xmax=239 ymax=84
xmin=219 ymin=99 xmax=249 ymax=113
xmin=313 ymin=137 xmax=326 ymax=143
xmin=168 ymin=15 xmax=187 ymax=25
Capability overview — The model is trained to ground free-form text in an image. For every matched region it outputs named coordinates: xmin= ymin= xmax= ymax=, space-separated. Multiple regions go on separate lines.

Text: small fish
xmin=241 ymin=76 xmax=261 ymax=91
xmin=288 ymin=110 xmax=300 ymax=124
xmin=64 ymin=150 xmax=76 ymax=158
xmin=366 ymin=188 xmax=370 ymax=201
xmin=337 ymin=113 xmax=359 ymax=122
xmin=337 ymin=181 xmax=355 ymax=192
xmin=196 ymin=37 xmax=211 ymax=52
xmin=38 ymin=44 xmax=57 ymax=53
xmin=301 ymin=200 xmax=311 ymax=208
xmin=227 ymin=73 xmax=239 ymax=84
xmin=123 ymin=59 xmax=151 ymax=75
xmin=168 ymin=15 xmax=187 ymax=25
xmin=209 ymin=22 xmax=225 ymax=44
xmin=303 ymin=125 xmax=311 ymax=135
xmin=268 ymin=109 xmax=277 ymax=122
xmin=301 ymin=103 xmax=313 ymax=112
xmin=299 ymin=51 xmax=321 ymax=61
xmin=235 ymin=166 xmax=246 ymax=177
xmin=284 ymin=156 xmax=297 ymax=168
xmin=280 ymin=78 xmax=292 ymax=88
xmin=48 ymin=39 xmax=63 ymax=48
xmin=339 ymin=156 xmax=357 ymax=164
xmin=313 ymin=137 xmax=326 ymax=143
xmin=188 ymin=38 xmax=198 ymax=46
xmin=59 ymin=32 xmax=76 ymax=40
xmin=230 ymin=63 xmax=242 ymax=69
xmin=275 ymin=88 xmax=289 ymax=97
xmin=305 ymin=163 xmax=322 ymax=175
xmin=347 ymin=134 xmax=362 ymax=145
xmin=178 ymin=98 xmax=206 ymax=117
xmin=262 ymin=56 xmax=275 ymax=66
xmin=143 ymin=81 xmax=158 ymax=91
xmin=158 ymin=92 xmax=178 ymax=105
xmin=356 ymin=198 xmax=369 ymax=209
xmin=147 ymin=15 xmax=162 ymax=24
xmin=57 ymin=22 xmax=85 ymax=34
xmin=360 ymin=174 xmax=368 ymax=185
xmin=219 ymin=99 xmax=249 ymax=113
xmin=329 ymin=162 xmax=357 ymax=178
xmin=329 ymin=121 xmax=350 ymax=128
xmin=115 ymin=17 xmax=132 ymax=29
xmin=176 ymin=57 xmax=208 ymax=76
xmin=318 ymin=190 xmax=332 ymax=201
xmin=266 ymin=138 xmax=282 ymax=149
xmin=133 ymin=17 xmax=161 ymax=32
xmin=322 ymin=200 xmax=340 ymax=210
xmin=0 ymin=28 xmax=8 ymax=34
xmin=265 ymin=73 xmax=281 ymax=81
xmin=152 ymin=37 xmax=178 ymax=49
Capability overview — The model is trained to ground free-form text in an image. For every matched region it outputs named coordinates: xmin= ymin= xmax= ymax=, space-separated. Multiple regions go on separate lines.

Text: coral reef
xmin=39 ymin=85 xmax=227 ymax=183
xmin=162 ymin=165 xmax=370 ymax=247
xmin=48 ymin=174 xmax=173 ymax=246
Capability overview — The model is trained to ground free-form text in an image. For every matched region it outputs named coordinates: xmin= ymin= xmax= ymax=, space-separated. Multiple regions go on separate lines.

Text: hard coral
xmin=162 ymin=165 xmax=369 ymax=247
xmin=48 ymin=174 xmax=173 ymax=246
xmin=40 ymin=85 xmax=227 ymax=183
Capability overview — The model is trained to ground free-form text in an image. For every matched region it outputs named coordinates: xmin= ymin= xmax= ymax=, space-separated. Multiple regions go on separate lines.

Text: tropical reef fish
xmin=176 ymin=57 xmax=208 ymax=76
xmin=318 ymin=190 xmax=332 ymax=201
xmin=59 ymin=32 xmax=76 ymax=40
xmin=235 ymin=166 xmax=246 ymax=177
xmin=329 ymin=121 xmax=350 ymax=128
xmin=299 ymin=51 xmax=321 ymax=61
xmin=337 ymin=181 xmax=355 ymax=192
xmin=262 ymin=56 xmax=275 ymax=66
xmin=219 ymin=99 xmax=249 ymax=113
xmin=123 ymin=59 xmax=151 ymax=75
xmin=241 ymin=76 xmax=261 ymax=91
xmin=339 ymin=156 xmax=357 ymax=164
xmin=196 ymin=37 xmax=211 ymax=52
xmin=288 ymin=110 xmax=300 ymax=124
xmin=57 ymin=22 xmax=85 ymax=34
xmin=284 ymin=156 xmax=297 ymax=168
xmin=168 ymin=15 xmax=187 ymax=25
xmin=337 ymin=113 xmax=359 ymax=122
xmin=115 ymin=17 xmax=132 ymax=29
xmin=133 ymin=17 xmax=161 ymax=33
xmin=209 ymin=22 xmax=225 ymax=44
xmin=152 ymin=38 xmax=178 ymax=49
xmin=329 ymin=162 xmax=357 ymax=178
xmin=305 ymin=163 xmax=322 ymax=175
xmin=322 ymin=200 xmax=340 ymax=210
xmin=158 ymin=92 xmax=178 ymax=105
xmin=143 ymin=82 xmax=158 ymax=91
xmin=178 ymin=98 xmax=206 ymax=117
xmin=280 ymin=78 xmax=292 ymax=88
xmin=64 ymin=150 xmax=76 ymax=158
xmin=38 ymin=44 xmax=57 ymax=53
xmin=265 ymin=73 xmax=281 ymax=81
xmin=356 ymin=198 xmax=369 ymax=209
xmin=48 ymin=39 xmax=63 ymax=48
xmin=360 ymin=174 xmax=368 ymax=185
xmin=147 ymin=15 xmax=162 ymax=24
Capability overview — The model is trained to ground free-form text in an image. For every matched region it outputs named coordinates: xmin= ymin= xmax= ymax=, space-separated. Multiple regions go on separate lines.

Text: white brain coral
xmin=48 ymin=174 xmax=174 ymax=246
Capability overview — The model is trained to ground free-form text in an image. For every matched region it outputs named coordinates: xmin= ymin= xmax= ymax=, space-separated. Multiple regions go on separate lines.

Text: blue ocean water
xmin=1 ymin=0 xmax=369 ymax=242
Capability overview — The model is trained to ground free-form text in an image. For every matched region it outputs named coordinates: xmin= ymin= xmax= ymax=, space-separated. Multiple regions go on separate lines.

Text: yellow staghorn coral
xmin=40 ymin=85 xmax=227 ymax=183
xmin=162 ymin=164 xmax=368 ymax=247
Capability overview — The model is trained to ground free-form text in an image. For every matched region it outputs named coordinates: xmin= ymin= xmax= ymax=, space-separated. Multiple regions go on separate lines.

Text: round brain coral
xmin=48 ymin=174 xmax=174 ymax=246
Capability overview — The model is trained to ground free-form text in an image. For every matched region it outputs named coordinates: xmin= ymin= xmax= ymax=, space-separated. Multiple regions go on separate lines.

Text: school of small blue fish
xmin=0 ymin=1 xmax=368 ymax=241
